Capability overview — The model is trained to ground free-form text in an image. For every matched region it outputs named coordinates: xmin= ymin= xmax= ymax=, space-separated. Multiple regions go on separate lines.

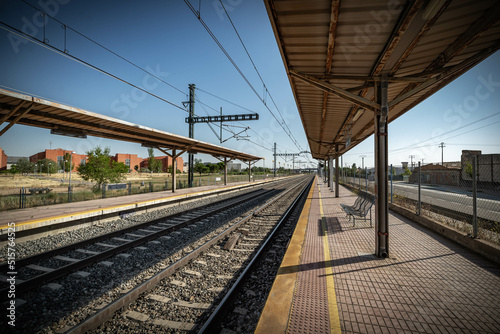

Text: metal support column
xmin=341 ymin=155 xmax=343 ymax=183
xmin=335 ymin=145 xmax=339 ymax=197
xmin=224 ymin=157 xmax=228 ymax=185
xmin=187 ymin=84 xmax=195 ymax=188
xmin=375 ymin=74 xmax=389 ymax=258
xmin=172 ymin=149 xmax=177 ymax=193
xmin=329 ymin=156 xmax=334 ymax=191
xmin=273 ymin=143 xmax=277 ymax=178
xmin=324 ymin=158 xmax=327 ymax=183
xmin=248 ymin=161 xmax=252 ymax=182
xmin=417 ymin=161 xmax=421 ymax=215
xmin=472 ymin=155 xmax=478 ymax=238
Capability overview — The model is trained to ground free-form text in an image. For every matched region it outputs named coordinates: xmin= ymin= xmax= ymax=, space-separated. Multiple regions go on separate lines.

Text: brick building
xmin=29 ymin=149 xmax=87 ymax=172
xmin=111 ymin=153 xmax=143 ymax=172
xmin=140 ymin=156 xmax=184 ymax=172
xmin=409 ymin=164 xmax=460 ymax=186
xmin=0 ymin=148 xmax=7 ymax=171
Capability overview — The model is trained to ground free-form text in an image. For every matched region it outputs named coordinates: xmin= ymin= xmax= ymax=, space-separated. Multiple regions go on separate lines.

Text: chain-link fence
xmin=334 ymin=159 xmax=500 ymax=245
xmin=1 ymin=173 xmax=276 ymax=211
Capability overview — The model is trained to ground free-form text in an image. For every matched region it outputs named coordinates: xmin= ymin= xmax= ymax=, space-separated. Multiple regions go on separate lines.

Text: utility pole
xmin=184 ymin=84 xmax=258 ymax=187
xmin=409 ymin=155 xmax=415 ymax=170
xmin=273 ymin=143 xmax=277 ymax=177
xmin=360 ymin=155 xmax=366 ymax=169
xmin=187 ymin=84 xmax=195 ymax=188
xmin=439 ymin=142 xmax=445 ymax=165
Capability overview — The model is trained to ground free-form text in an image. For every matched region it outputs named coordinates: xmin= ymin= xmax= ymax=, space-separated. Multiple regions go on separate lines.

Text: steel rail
xmin=65 ymin=176 xmax=311 ymax=334
xmin=0 ymin=187 xmax=267 ymax=270
xmin=0 ymin=188 xmax=273 ymax=300
xmin=198 ymin=175 xmax=313 ymax=333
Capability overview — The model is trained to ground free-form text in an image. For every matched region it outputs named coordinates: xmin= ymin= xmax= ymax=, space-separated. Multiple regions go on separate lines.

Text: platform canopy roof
xmin=264 ymin=0 xmax=500 ymax=160
xmin=0 ymin=88 xmax=262 ymax=162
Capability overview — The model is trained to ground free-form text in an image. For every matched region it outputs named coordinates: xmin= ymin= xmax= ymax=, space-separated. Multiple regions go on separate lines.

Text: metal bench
xmin=341 ymin=192 xmax=373 ymax=227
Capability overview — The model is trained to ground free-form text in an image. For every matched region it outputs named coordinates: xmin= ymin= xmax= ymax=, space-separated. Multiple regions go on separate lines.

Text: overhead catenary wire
xmin=9 ymin=1 xmax=302 ymax=157
xmin=218 ymin=0 xmax=288 ymax=126
xmin=343 ymin=116 xmax=500 ymax=157
xmin=19 ymin=0 xmax=288 ymax=152
xmin=0 ymin=23 xmax=187 ymax=112
xmin=20 ymin=0 xmax=187 ymax=97
xmin=184 ymin=0 xmax=303 ymax=152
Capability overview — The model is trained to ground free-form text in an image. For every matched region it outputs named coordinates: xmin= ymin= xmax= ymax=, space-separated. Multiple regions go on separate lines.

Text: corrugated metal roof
xmin=0 ymin=88 xmax=261 ymax=162
xmin=265 ymin=0 xmax=500 ymax=160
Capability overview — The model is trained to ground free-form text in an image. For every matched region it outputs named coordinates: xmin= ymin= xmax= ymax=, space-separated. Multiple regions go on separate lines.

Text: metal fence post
xmin=365 ymin=167 xmax=368 ymax=191
xmin=68 ymin=185 xmax=72 ymax=203
xmin=417 ymin=162 xmax=421 ymax=215
xmin=390 ymin=164 xmax=393 ymax=203
xmin=102 ymin=183 xmax=106 ymax=199
xmin=129 ymin=182 xmax=132 ymax=195
xmin=472 ymin=155 xmax=478 ymax=238
xmin=149 ymin=181 xmax=153 ymax=192
xmin=165 ymin=180 xmax=168 ymax=191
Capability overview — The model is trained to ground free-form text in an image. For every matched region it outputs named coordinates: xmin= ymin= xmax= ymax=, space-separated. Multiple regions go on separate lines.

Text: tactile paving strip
xmin=287 ymin=183 xmax=330 ymax=333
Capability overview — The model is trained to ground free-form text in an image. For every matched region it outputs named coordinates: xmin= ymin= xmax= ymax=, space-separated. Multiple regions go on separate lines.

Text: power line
xmin=20 ymin=0 xmax=187 ymax=97
xmin=0 ymin=23 xmax=187 ymax=112
xmin=10 ymin=1 xmax=300 ymax=154
xmin=183 ymin=0 xmax=303 ymax=152
xmin=218 ymin=0 xmax=302 ymax=151
xmin=344 ymin=118 xmax=500 ymax=157
xmin=391 ymin=112 xmax=500 ymax=152
xmin=196 ymin=87 xmax=257 ymax=114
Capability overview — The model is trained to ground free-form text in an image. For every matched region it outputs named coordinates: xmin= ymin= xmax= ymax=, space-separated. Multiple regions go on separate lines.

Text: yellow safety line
xmin=318 ymin=185 xmax=342 ymax=334
xmin=0 ymin=181 xmax=266 ymax=230
xmin=254 ymin=178 xmax=315 ymax=334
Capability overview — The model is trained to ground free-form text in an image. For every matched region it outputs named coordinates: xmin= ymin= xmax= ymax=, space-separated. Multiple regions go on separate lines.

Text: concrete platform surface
xmin=257 ymin=177 xmax=500 ymax=334
xmin=0 ymin=178 xmax=275 ymax=234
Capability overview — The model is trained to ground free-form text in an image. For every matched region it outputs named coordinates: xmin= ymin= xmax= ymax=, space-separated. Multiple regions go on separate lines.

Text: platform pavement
xmin=257 ymin=176 xmax=500 ymax=333
xmin=0 ymin=178 xmax=274 ymax=231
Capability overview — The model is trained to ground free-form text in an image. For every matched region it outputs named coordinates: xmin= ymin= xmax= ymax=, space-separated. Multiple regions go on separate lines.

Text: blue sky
xmin=0 ymin=0 xmax=499 ymax=169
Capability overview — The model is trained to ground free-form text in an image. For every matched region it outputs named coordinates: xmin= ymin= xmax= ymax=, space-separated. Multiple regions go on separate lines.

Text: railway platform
xmin=256 ymin=176 xmax=500 ymax=334
xmin=0 ymin=178 xmax=279 ymax=242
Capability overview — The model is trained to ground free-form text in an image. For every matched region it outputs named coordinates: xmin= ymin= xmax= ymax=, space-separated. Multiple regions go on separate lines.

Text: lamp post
xmin=47 ymin=162 xmax=51 ymax=176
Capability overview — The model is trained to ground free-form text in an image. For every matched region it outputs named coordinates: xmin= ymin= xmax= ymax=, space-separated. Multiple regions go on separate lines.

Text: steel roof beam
xmin=289 ymin=70 xmax=380 ymax=112
xmin=0 ymin=102 xmax=34 ymax=136
xmin=305 ymin=74 xmax=427 ymax=82
xmin=0 ymin=100 xmax=25 ymax=125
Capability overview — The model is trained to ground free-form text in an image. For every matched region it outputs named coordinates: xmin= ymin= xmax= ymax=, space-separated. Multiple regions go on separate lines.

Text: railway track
xmin=0 ymin=187 xmax=271 ymax=298
xmin=71 ymin=175 xmax=312 ymax=333
xmin=1 ymin=176 xmax=310 ymax=333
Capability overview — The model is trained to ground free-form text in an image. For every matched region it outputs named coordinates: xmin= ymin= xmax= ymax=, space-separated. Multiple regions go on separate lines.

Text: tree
xmin=465 ymin=160 xmax=473 ymax=179
xmin=403 ymin=167 xmax=412 ymax=176
xmin=61 ymin=153 xmax=74 ymax=172
xmin=38 ymin=158 xmax=57 ymax=174
xmin=147 ymin=148 xmax=162 ymax=173
xmin=194 ymin=159 xmax=207 ymax=175
xmin=77 ymin=146 xmax=129 ymax=187
xmin=14 ymin=157 xmax=33 ymax=175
